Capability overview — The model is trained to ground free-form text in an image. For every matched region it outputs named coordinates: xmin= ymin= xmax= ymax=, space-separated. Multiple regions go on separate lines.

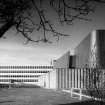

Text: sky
xmin=0 ymin=1 xmax=105 ymax=66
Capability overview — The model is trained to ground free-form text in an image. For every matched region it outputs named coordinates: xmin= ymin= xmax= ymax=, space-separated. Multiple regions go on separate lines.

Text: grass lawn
xmin=0 ymin=87 xmax=94 ymax=105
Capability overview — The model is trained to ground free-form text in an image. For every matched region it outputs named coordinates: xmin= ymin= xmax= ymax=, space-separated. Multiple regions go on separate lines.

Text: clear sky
xmin=0 ymin=2 xmax=105 ymax=66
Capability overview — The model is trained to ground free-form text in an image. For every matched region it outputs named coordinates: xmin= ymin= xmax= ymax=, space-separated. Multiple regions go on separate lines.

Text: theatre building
xmin=40 ymin=51 xmax=80 ymax=89
xmin=1 ymin=30 xmax=105 ymax=89
xmin=42 ymin=30 xmax=105 ymax=90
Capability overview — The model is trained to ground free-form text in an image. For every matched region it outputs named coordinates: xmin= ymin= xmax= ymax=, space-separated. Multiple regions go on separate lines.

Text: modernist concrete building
xmin=42 ymin=30 xmax=105 ymax=90
xmin=0 ymin=66 xmax=53 ymax=87
xmin=52 ymin=30 xmax=105 ymax=69
xmin=75 ymin=30 xmax=105 ymax=68
xmin=1 ymin=30 xmax=105 ymax=90
xmin=53 ymin=51 xmax=70 ymax=69
xmin=41 ymin=51 xmax=85 ymax=90
xmin=53 ymin=51 xmax=75 ymax=69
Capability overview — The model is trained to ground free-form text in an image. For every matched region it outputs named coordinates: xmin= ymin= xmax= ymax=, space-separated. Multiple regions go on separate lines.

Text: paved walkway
xmin=0 ymin=88 xmax=89 ymax=105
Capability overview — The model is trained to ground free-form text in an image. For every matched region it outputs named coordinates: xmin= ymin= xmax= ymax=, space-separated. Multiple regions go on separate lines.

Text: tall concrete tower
xmin=75 ymin=30 xmax=105 ymax=68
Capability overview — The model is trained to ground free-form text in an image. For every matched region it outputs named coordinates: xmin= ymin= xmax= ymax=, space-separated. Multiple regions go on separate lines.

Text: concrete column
xmin=56 ymin=69 xmax=58 ymax=89
xmin=60 ymin=69 xmax=61 ymax=89
xmin=69 ymin=69 xmax=71 ymax=89
xmin=66 ymin=68 xmax=68 ymax=89
xmin=62 ymin=69 xmax=64 ymax=89
xmin=65 ymin=68 xmax=67 ymax=89
xmin=72 ymin=69 xmax=74 ymax=88
xmin=64 ymin=69 xmax=66 ymax=89
xmin=9 ymin=84 xmax=11 ymax=89
xmin=58 ymin=69 xmax=60 ymax=89
xmin=49 ymin=72 xmax=50 ymax=88
xmin=64 ymin=69 xmax=67 ymax=89
xmin=67 ymin=69 xmax=69 ymax=89
xmin=61 ymin=69 xmax=62 ymax=89
xmin=56 ymin=69 xmax=59 ymax=89
xmin=63 ymin=69 xmax=65 ymax=89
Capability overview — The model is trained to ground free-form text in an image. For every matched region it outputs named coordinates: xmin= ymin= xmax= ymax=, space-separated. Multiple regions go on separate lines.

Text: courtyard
xmin=0 ymin=87 xmax=91 ymax=105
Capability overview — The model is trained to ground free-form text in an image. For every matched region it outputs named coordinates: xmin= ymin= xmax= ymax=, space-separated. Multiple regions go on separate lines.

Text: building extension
xmin=41 ymin=30 xmax=105 ymax=90
xmin=75 ymin=30 xmax=105 ymax=68
xmin=0 ymin=66 xmax=53 ymax=88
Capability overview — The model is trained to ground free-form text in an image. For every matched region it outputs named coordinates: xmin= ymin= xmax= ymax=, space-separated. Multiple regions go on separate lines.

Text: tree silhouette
xmin=85 ymin=42 xmax=105 ymax=105
xmin=0 ymin=0 xmax=105 ymax=43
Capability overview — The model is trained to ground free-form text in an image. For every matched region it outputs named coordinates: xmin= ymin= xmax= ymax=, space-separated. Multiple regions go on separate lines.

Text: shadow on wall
xmin=0 ymin=101 xmax=15 ymax=104
xmin=59 ymin=100 xmax=105 ymax=105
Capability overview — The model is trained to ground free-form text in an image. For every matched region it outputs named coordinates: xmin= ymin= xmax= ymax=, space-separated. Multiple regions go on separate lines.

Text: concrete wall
xmin=52 ymin=51 xmax=71 ymax=89
xmin=55 ymin=68 xmax=85 ymax=89
xmin=75 ymin=30 xmax=105 ymax=68
xmin=96 ymin=30 xmax=105 ymax=68
xmin=45 ymin=73 xmax=50 ymax=88
xmin=53 ymin=51 xmax=70 ymax=69
xmin=75 ymin=32 xmax=91 ymax=68
xmin=56 ymin=68 xmax=69 ymax=89
xmin=38 ymin=75 xmax=44 ymax=87
xmin=39 ymin=68 xmax=86 ymax=90
xmin=49 ymin=70 xmax=57 ymax=89
xmin=39 ymin=30 xmax=105 ymax=90
xmin=39 ymin=70 xmax=57 ymax=89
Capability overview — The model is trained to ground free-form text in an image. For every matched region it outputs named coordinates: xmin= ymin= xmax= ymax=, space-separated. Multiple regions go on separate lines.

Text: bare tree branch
xmin=0 ymin=0 xmax=105 ymax=43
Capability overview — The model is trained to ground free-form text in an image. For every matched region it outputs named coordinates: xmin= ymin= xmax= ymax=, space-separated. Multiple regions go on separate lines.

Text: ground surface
xmin=0 ymin=87 xmax=91 ymax=105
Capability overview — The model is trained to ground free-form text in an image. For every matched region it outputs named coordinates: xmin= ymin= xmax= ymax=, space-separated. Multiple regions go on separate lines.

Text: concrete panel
xmin=38 ymin=75 xmax=44 ymax=87
xmin=53 ymin=51 xmax=70 ymax=69
xmin=75 ymin=33 xmax=91 ymax=68
xmin=96 ymin=30 xmax=105 ymax=68
xmin=75 ymin=30 xmax=105 ymax=68
xmin=49 ymin=70 xmax=57 ymax=89
xmin=45 ymin=73 xmax=50 ymax=88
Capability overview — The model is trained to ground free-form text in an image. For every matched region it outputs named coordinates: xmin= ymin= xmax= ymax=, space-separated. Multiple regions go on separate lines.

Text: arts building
xmin=0 ymin=30 xmax=105 ymax=89
xmin=41 ymin=30 xmax=105 ymax=90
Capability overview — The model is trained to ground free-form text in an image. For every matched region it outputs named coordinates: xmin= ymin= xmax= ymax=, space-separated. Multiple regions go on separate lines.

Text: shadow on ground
xmin=1 ymin=87 xmax=100 ymax=105
xmin=59 ymin=100 xmax=105 ymax=105
xmin=0 ymin=100 xmax=15 ymax=103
